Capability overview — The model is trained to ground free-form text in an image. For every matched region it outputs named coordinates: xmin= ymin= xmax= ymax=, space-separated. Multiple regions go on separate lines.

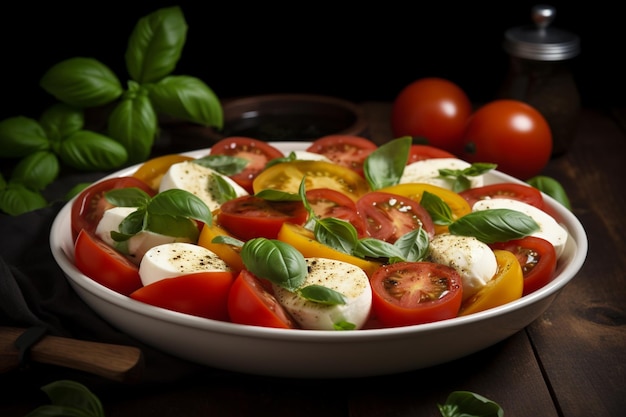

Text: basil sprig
xmin=438 ymin=162 xmax=497 ymax=193
xmin=527 ymin=175 xmax=572 ymax=210
xmin=363 ymin=136 xmax=412 ymax=189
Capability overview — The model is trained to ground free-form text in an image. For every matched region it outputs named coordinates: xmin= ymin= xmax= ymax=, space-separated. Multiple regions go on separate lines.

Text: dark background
xmin=0 ymin=1 xmax=623 ymax=121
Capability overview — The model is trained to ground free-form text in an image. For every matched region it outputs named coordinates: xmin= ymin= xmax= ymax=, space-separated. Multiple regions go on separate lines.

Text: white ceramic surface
xmin=50 ymin=142 xmax=588 ymax=378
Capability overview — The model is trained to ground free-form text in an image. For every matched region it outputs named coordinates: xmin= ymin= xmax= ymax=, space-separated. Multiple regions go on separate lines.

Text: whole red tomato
xmin=391 ymin=77 xmax=472 ymax=155
xmin=461 ymin=100 xmax=552 ymax=180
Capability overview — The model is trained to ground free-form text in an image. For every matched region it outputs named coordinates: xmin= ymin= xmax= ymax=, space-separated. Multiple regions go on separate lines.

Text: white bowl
xmin=50 ymin=142 xmax=588 ymax=378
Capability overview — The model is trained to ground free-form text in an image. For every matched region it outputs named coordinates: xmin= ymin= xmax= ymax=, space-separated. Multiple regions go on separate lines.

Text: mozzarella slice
xmin=471 ymin=198 xmax=568 ymax=258
xmin=400 ymin=158 xmax=485 ymax=190
xmin=272 ymin=257 xmax=372 ymax=330
xmin=139 ymin=242 xmax=231 ymax=286
xmin=291 ymin=150 xmax=333 ymax=162
xmin=159 ymin=160 xmax=248 ymax=211
xmin=95 ymin=206 xmax=195 ymax=265
xmin=428 ymin=233 xmax=498 ymax=301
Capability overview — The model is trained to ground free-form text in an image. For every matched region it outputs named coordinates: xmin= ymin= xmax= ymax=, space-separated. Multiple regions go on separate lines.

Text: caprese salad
xmin=70 ymin=135 xmax=569 ymax=330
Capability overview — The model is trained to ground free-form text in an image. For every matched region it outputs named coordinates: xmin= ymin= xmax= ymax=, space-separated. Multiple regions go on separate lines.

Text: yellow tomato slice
xmin=277 ymin=223 xmax=381 ymax=277
xmin=197 ymin=220 xmax=245 ymax=273
xmin=132 ymin=154 xmax=194 ymax=191
xmin=459 ymin=249 xmax=524 ymax=316
xmin=379 ymin=183 xmax=471 ymax=234
xmin=252 ymin=160 xmax=371 ymax=201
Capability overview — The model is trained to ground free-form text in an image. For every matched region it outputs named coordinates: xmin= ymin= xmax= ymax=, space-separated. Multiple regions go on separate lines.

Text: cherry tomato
xmin=459 ymin=182 xmax=545 ymax=211
xmin=209 ymin=136 xmax=284 ymax=193
xmin=129 ymin=271 xmax=235 ymax=321
xmin=306 ymin=135 xmax=378 ymax=176
xmin=490 ymin=236 xmax=557 ymax=296
xmin=461 ymin=99 xmax=552 ymax=180
xmin=74 ymin=229 xmax=142 ymax=295
xmin=407 ymin=144 xmax=456 ymax=164
xmin=369 ymin=261 xmax=463 ymax=327
xmin=71 ymin=176 xmax=155 ymax=241
xmin=132 ymin=153 xmax=194 ymax=191
xmin=391 ymin=77 xmax=472 ymax=155
xmin=356 ymin=191 xmax=435 ymax=243
xmin=216 ymin=195 xmax=308 ymax=241
xmin=459 ymin=249 xmax=524 ymax=316
xmin=197 ymin=222 xmax=245 ymax=273
xmin=306 ymin=188 xmax=367 ymax=237
xmin=252 ymin=160 xmax=371 ymax=201
xmin=228 ymin=269 xmax=298 ymax=329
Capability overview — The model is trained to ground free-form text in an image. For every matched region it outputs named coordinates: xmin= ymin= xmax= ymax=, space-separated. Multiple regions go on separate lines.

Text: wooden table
xmin=1 ymin=103 xmax=624 ymax=416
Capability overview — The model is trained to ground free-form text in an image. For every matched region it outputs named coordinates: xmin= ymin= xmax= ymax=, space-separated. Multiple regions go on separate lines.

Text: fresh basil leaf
xmin=241 ymin=238 xmax=307 ymax=291
xmin=59 ymin=130 xmax=128 ymax=171
xmin=147 ymin=188 xmax=212 ymax=226
xmin=212 ymin=173 xmax=237 ymax=204
xmin=256 ymin=188 xmax=302 ymax=201
xmin=38 ymin=379 xmax=105 ymax=417
xmin=40 ymin=57 xmax=123 ymax=108
xmin=125 ymin=6 xmax=187 ymax=84
xmin=438 ymin=163 xmax=497 ymax=193
xmin=333 ymin=321 xmax=357 ymax=330
xmin=0 ymin=183 xmax=48 ymax=215
xmin=354 ymin=237 xmax=406 ymax=261
xmin=265 ymin=151 xmax=298 ymax=169
xmin=420 ymin=191 xmax=454 ymax=225
xmin=39 ymin=103 xmax=84 ymax=142
xmin=313 ymin=217 xmax=358 ymax=255
xmin=149 ymin=75 xmax=223 ymax=128
xmin=364 ymin=136 xmax=411 ymax=190
xmin=107 ymin=85 xmax=158 ymax=164
xmin=393 ymin=227 xmax=430 ymax=262
xmin=211 ymin=235 xmax=244 ymax=247
xmin=193 ymin=155 xmax=248 ymax=176
xmin=105 ymin=187 xmax=152 ymax=207
xmin=11 ymin=151 xmax=60 ymax=190
xmin=298 ymin=284 xmax=347 ymax=305
xmin=437 ymin=391 xmax=503 ymax=417
xmin=146 ymin=213 xmax=200 ymax=240
xmin=0 ymin=116 xmax=49 ymax=158
xmin=449 ymin=208 xmax=539 ymax=244
xmin=527 ymin=175 xmax=572 ymax=210
xmin=114 ymin=208 xmax=146 ymax=240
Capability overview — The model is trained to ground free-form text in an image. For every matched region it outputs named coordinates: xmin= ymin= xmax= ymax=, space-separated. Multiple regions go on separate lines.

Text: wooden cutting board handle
xmin=0 ymin=326 xmax=144 ymax=383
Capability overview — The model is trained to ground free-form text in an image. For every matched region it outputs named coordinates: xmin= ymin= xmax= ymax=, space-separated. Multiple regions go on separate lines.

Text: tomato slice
xmin=71 ymin=176 xmax=155 ymax=241
xmin=216 ymin=195 xmax=308 ymax=241
xmin=490 ymin=236 xmax=557 ymax=296
xmin=228 ymin=270 xmax=298 ymax=329
xmin=459 ymin=249 xmax=524 ymax=316
xmin=459 ymin=183 xmax=545 ymax=211
xmin=407 ymin=144 xmax=456 ymax=164
xmin=356 ymin=191 xmax=435 ymax=242
xmin=306 ymin=188 xmax=367 ymax=237
xmin=132 ymin=153 xmax=194 ymax=191
xmin=74 ymin=229 xmax=142 ymax=296
xmin=253 ymin=159 xmax=371 ymax=201
xmin=306 ymin=135 xmax=378 ymax=176
xmin=129 ymin=271 xmax=235 ymax=321
xmin=197 ymin=222 xmax=245 ymax=273
xmin=379 ymin=183 xmax=471 ymax=235
xmin=369 ymin=261 xmax=463 ymax=327
xmin=208 ymin=136 xmax=285 ymax=193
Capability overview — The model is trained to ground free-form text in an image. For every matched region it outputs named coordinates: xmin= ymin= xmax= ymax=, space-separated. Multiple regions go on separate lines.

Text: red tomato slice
xmin=306 ymin=188 xmax=367 ymax=237
xmin=74 ymin=229 xmax=142 ymax=296
xmin=490 ymin=236 xmax=557 ymax=296
xmin=228 ymin=270 xmax=298 ymax=329
xmin=208 ymin=136 xmax=284 ymax=193
xmin=459 ymin=182 xmax=545 ymax=211
xmin=407 ymin=144 xmax=456 ymax=164
xmin=129 ymin=271 xmax=235 ymax=321
xmin=370 ymin=261 xmax=463 ymax=327
xmin=216 ymin=195 xmax=308 ymax=241
xmin=356 ymin=191 xmax=435 ymax=243
xmin=306 ymin=135 xmax=378 ymax=176
xmin=71 ymin=176 xmax=155 ymax=241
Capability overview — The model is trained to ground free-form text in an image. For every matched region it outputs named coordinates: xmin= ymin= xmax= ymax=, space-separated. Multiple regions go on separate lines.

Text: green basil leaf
xmin=298 ymin=284 xmax=347 ymax=305
xmin=527 ymin=175 xmax=572 ymax=210
xmin=149 ymin=75 xmax=223 ymax=128
xmin=393 ymin=227 xmax=430 ymax=262
xmin=333 ymin=321 xmax=357 ymax=330
xmin=39 ymin=380 xmax=105 ymax=417
xmin=211 ymin=235 xmax=244 ymax=248
xmin=449 ymin=208 xmax=539 ymax=244
xmin=107 ymin=87 xmax=158 ymax=164
xmin=40 ymin=57 xmax=123 ymax=108
xmin=115 ymin=208 xmax=147 ymax=240
xmin=146 ymin=213 xmax=200 ymax=240
xmin=255 ymin=189 xmax=301 ymax=201
xmin=364 ymin=136 xmax=411 ymax=190
xmin=313 ymin=217 xmax=358 ymax=255
xmin=39 ymin=103 xmax=84 ymax=142
xmin=420 ymin=191 xmax=454 ymax=225
xmin=241 ymin=238 xmax=307 ymax=291
xmin=105 ymin=187 xmax=152 ymax=207
xmin=212 ymin=173 xmax=237 ymax=204
xmin=265 ymin=151 xmax=298 ymax=169
xmin=0 ymin=183 xmax=48 ymax=215
xmin=125 ymin=6 xmax=187 ymax=84
xmin=354 ymin=237 xmax=405 ymax=261
xmin=193 ymin=155 xmax=247 ymax=176
xmin=11 ymin=151 xmax=60 ymax=190
xmin=147 ymin=188 xmax=212 ymax=226
xmin=59 ymin=130 xmax=128 ymax=171
xmin=437 ymin=391 xmax=504 ymax=417
xmin=438 ymin=163 xmax=497 ymax=193
xmin=0 ymin=116 xmax=49 ymax=158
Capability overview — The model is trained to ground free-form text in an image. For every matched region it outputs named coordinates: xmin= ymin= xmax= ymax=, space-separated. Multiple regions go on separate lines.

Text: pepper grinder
xmin=499 ymin=5 xmax=581 ymax=157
